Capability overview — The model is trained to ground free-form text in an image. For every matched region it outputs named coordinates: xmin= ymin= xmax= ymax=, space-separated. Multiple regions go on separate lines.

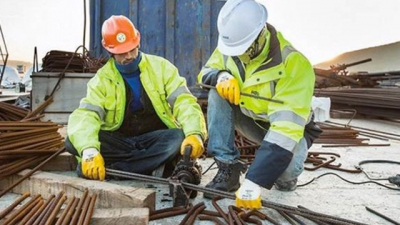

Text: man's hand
xmin=180 ymin=135 xmax=204 ymax=159
xmin=216 ymin=72 xmax=240 ymax=105
xmin=235 ymin=179 xmax=262 ymax=209
xmin=81 ymin=148 xmax=105 ymax=181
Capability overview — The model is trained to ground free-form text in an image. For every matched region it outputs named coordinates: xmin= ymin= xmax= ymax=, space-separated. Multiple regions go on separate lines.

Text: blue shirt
xmin=115 ymin=52 xmax=143 ymax=112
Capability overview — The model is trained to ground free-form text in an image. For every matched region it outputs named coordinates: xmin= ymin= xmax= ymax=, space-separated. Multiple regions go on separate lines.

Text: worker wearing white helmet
xmin=198 ymin=0 xmax=321 ymax=208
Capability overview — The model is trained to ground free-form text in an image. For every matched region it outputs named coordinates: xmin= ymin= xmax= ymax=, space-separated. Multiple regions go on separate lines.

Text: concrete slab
xmin=0 ymin=170 xmax=155 ymax=210
xmin=40 ymin=152 xmax=77 ymax=171
xmin=90 ymin=208 xmax=149 ymax=225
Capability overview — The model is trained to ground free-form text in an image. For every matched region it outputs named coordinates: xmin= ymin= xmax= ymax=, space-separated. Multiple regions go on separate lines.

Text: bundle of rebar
xmin=314 ymin=58 xmax=377 ymax=88
xmin=315 ymin=88 xmax=400 ymax=119
xmin=0 ymin=101 xmax=65 ymax=180
xmin=41 ymin=50 xmax=106 ymax=73
xmin=0 ymin=121 xmax=65 ymax=180
xmin=0 ymin=189 xmax=97 ymax=225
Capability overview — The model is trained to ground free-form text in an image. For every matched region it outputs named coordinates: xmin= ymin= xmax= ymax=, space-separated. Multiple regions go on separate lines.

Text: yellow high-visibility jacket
xmin=198 ymin=24 xmax=315 ymax=153
xmin=68 ymin=53 xmax=207 ymax=155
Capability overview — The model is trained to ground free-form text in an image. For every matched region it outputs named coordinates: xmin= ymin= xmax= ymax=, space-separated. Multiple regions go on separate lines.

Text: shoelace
xmin=213 ymin=167 xmax=232 ymax=183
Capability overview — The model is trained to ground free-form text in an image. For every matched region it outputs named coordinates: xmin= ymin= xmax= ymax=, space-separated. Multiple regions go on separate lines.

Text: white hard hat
xmin=217 ymin=0 xmax=268 ymax=56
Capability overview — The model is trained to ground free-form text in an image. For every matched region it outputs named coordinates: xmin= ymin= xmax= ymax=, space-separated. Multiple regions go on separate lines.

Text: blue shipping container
xmin=90 ymin=0 xmax=225 ymax=87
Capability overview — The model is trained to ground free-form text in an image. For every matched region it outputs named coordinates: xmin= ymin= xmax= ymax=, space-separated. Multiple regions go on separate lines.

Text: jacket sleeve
xmin=67 ymin=75 xmax=106 ymax=155
xmin=197 ymin=48 xmax=227 ymax=86
xmin=162 ymin=61 xmax=208 ymax=140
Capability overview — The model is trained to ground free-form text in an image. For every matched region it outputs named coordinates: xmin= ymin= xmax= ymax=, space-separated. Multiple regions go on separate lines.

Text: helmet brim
xmin=217 ymin=35 xmax=255 ymax=56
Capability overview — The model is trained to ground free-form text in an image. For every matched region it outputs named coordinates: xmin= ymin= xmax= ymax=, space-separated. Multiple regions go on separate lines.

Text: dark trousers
xmin=65 ymin=128 xmax=184 ymax=176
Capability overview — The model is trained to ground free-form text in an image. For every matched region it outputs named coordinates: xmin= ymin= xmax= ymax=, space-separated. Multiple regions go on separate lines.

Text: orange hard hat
xmin=101 ymin=15 xmax=140 ymax=54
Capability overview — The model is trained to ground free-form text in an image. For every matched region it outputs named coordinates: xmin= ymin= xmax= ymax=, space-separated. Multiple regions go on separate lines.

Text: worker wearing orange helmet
xmin=66 ymin=15 xmax=207 ymax=181
xmin=198 ymin=0 xmax=321 ymax=208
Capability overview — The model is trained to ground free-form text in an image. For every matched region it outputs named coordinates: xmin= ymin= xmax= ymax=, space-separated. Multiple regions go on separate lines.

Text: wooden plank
xmin=0 ymin=170 xmax=155 ymax=210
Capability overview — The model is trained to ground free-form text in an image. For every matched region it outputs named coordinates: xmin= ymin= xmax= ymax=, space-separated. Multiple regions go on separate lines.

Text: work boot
xmin=275 ymin=178 xmax=298 ymax=191
xmin=203 ymin=159 xmax=247 ymax=199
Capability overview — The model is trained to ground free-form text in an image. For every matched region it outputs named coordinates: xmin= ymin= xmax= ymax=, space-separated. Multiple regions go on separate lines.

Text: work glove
xmin=235 ymin=178 xmax=262 ymax=209
xmin=180 ymin=135 xmax=204 ymax=159
xmin=81 ymin=148 xmax=105 ymax=181
xmin=216 ymin=72 xmax=240 ymax=105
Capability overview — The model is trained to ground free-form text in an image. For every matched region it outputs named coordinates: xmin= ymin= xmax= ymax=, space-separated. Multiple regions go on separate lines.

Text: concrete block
xmin=40 ymin=152 xmax=77 ymax=171
xmin=90 ymin=208 xmax=149 ymax=225
xmin=0 ymin=170 xmax=155 ymax=210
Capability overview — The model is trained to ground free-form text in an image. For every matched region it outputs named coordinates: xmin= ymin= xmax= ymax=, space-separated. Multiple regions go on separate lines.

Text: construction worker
xmin=198 ymin=0 xmax=321 ymax=208
xmin=66 ymin=15 xmax=207 ymax=181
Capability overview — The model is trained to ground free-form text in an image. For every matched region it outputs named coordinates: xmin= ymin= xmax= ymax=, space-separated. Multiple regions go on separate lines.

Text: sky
xmin=0 ymin=0 xmax=400 ymax=65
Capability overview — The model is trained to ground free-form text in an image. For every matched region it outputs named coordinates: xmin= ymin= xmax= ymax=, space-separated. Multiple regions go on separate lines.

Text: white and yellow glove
xmin=180 ymin=135 xmax=204 ymax=159
xmin=235 ymin=179 xmax=262 ymax=209
xmin=81 ymin=148 xmax=105 ymax=181
xmin=216 ymin=72 xmax=240 ymax=105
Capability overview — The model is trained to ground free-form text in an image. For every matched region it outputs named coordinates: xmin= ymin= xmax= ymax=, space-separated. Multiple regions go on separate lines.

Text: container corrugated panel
xmin=90 ymin=0 xmax=225 ymax=87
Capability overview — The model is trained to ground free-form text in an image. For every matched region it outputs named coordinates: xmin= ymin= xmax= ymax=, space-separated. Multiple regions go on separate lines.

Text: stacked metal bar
xmin=0 ymin=189 xmax=97 ymax=225
xmin=42 ymin=50 xmax=106 ymax=73
xmin=0 ymin=102 xmax=65 ymax=180
xmin=315 ymin=88 xmax=400 ymax=119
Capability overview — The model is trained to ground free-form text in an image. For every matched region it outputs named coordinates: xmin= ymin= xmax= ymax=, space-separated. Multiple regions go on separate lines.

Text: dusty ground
xmin=151 ymin=118 xmax=400 ymax=224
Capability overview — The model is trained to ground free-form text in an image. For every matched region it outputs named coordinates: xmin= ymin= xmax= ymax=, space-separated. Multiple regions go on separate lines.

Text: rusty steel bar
xmin=228 ymin=205 xmax=244 ymax=225
xmin=0 ymin=121 xmax=57 ymax=127
xmin=2 ymin=194 xmax=41 ymax=225
xmin=186 ymin=204 xmax=206 ymax=225
xmin=0 ymin=191 xmax=30 ymax=219
xmin=44 ymin=192 xmax=67 ymax=225
xmin=32 ymin=197 xmax=55 ymax=225
xmin=149 ymin=205 xmax=191 ymax=221
xmin=178 ymin=202 xmax=205 ymax=225
xmin=0 ymin=147 xmax=65 ymax=198
xmin=60 ymin=197 xmax=80 ymax=225
xmin=150 ymin=206 xmax=186 ymax=216
xmin=83 ymin=193 xmax=97 ymax=225
xmin=18 ymin=199 xmax=44 ymax=225
xmin=26 ymin=195 xmax=55 ymax=225
xmin=7 ymin=197 xmax=42 ymax=225
xmin=70 ymin=189 xmax=89 ymax=225
xmin=200 ymin=209 xmax=224 ymax=217
xmin=77 ymin=195 xmax=92 ymax=225
xmin=0 ymin=149 xmax=61 ymax=156
xmin=23 ymin=95 xmax=54 ymax=120
xmin=0 ymin=126 xmax=62 ymax=139
xmin=0 ymin=156 xmax=47 ymax=179
xmin=365 ymin=206 xmax=399 ymax=225
xmin=0 ymin=133 xmax=61 ymax=150
xmin=322 ymin=143 xmax=390 ymax=148
xmin=39 ymin=191 xmax=65 ymax=225
xmin=197 ymin=83 xmax=284 ymax=104
xmin=285 ymin=212 xmax=307 ymax=225
xmin=212 ymin=196 xmax=229 ymax=223
xmin=278 ymin=210 xmax=297 ymax=225
xmin=297 ymin=205 xmax=331 ymax=225
xmin=198 ymin=215 xmax=226 ymax=225
xmin=55 ymin=196 xmax=76 ymax=225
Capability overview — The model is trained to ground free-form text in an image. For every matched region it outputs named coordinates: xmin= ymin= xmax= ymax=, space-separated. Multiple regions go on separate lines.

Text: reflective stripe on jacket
xmin=198 ymin=24 xmax=315 ymax=153
xmin=68 ymin=53 xmax=207 ymax=154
